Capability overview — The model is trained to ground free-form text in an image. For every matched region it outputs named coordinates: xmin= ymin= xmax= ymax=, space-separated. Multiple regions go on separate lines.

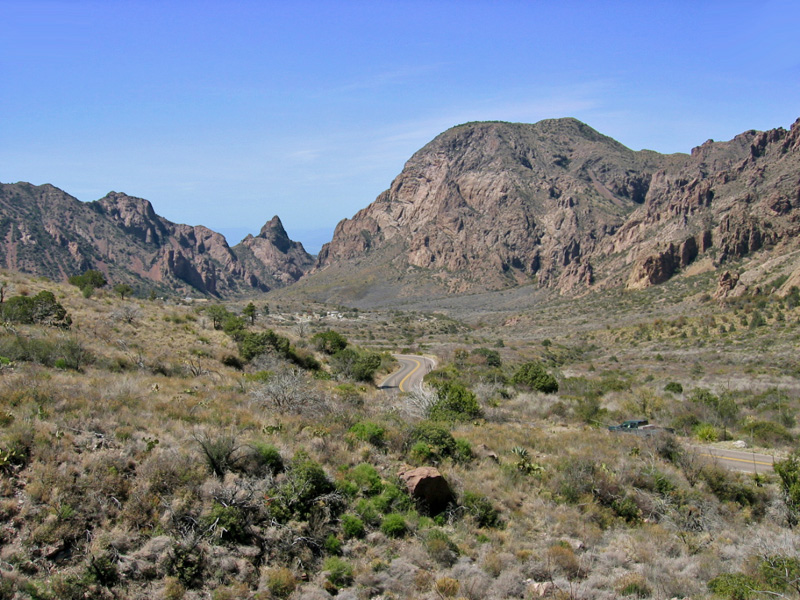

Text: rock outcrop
xmin=398 ymin=466 xmax=454 ymax=516
xmin=233 ymin=216 xmax=315 ymax=288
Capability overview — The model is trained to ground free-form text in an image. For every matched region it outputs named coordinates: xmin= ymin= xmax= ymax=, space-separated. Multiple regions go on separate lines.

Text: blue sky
xmin=2 ymin=1 xmax=798 ymax=253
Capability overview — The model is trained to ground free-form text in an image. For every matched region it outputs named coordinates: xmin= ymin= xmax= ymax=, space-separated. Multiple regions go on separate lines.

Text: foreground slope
xmin=0 ymin=183 xmax=313 ymax=296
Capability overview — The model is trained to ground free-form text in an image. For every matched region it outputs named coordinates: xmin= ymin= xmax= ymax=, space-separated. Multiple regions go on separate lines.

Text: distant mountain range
xmin=0 ymin=184 xmax=313 ymax=297
xmin=2 ymin=116 xmax=799 ymax=301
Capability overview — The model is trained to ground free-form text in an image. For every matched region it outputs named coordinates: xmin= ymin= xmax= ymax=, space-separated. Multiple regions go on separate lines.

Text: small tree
xmin=206 ymin=304 xmax=228 ymax=330
xmin=243 ymin=302 xmax=257 ymax=325
xmin=313 ymin=330 xmax=348 ymax=354
xmin=511 ymin=361 xmax=558 ymax=393
xmin=774 ymin=453 xmax=800 ymax=526
xmin=113 ymin=283 xmax=133 ymax=300
xmin=68 ymin=269 xmax=107 ymax=296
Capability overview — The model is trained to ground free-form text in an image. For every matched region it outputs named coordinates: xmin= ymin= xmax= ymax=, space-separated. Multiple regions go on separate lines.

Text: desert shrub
xmin=238 ymin=330 xmax=290 ymax=361
xmin=330 ymin=347 xmax=382 ymax=382
xmin=203 ymin=502 xmax=250 ymax=544
xmin=694 ymin=422 xmax=719 ymax=442
xmin=313 ymin=329 xmax=348 ymax=354
xmin=707 ymin=573 xmax=758 ymax=600
xmin=1 ymin=290 xmax=71 ymax=327
xmin=265 ymin=567 xmax=297 ymax=599
xmin=380 ymin=513 xmax=407 ymax=537
xmin=68 ymin=269 xmax=107 ymax=295
xmin=700 ymin=465 xmax=765 ymax=509
xmin=546 ymin=543 xmax=583 ymax=579
xmin=616 ymin=573 xmax=652 ymax=598
xmin=340 ymin=513 xmax=365 ymax=538
xmin=166 ymin=542 xmax=205 ymax=588
xmin=671 ymin=413 xmax=701 ymax=436
xmin=323 ymin=556 xmax=353 ymax=586
xmin=348 ymin=463 xmax=384 ymax=496
xmin=354 ymin=498 xmax=380 ymax=525
xmin=252 ymin=442 xmax=284 ymax=475
xmin=426 ymin=528 xmax=459 ymax=567
xmin=427 ymin=381 xmax=482 ymax=421
xmin=372 ymin=482 xmax=413 ymax=514
xmin=193 ymin=430 xmax=240 ymax=478
xmin=348 ymin=421 xmax=385 ymax=446
xmin=774 ymin=453 xmax=800 ymax=524
xmin=759 ymin=555 xmax=800 ymax=595
xmin=435 ymin=576 xmax=460 ymax=597
xmin=324 ymin=533 xmax=342 ymax=555
xmin=276 ymin=451 xmax=335 ymax=520
xmin=511 ymin=361 xmax=559 ymax=393
xmin=462 ymin=491 xmax=501 ymax=528
xmin=407 ymin=422 xmax=474 ymax=464
xmin=471 ymin=347 xmax=502 ymax=367
xmin=741 ymin=420 xmax=793 ymax=446
xmin=664 ymin=381 xmax=683 ymax=394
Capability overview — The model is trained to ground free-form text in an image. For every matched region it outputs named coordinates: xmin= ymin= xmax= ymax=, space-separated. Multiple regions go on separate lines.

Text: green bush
xmin=707 ymin=573 xmax=759 ymax=600
xmin=425 ymin=529 xmax=459 ymax=567
xmin=372 ymin=483 xmax=413 ymax=514
xmin=694 ymin=422 xmax=719 ymax=442
xmin=664 ymin=381 xmax=683 ymax=394
xmin=68 ymin=269 xmax=107 ymax=295
xmin=408 ymin=422 xmax=456 ymax=461
xmin=340 ymin=514 xmax=365 ymax=539
xmin=323 ymin=556 xmax=353 ymax=587
xmin=2 ymin=291 xmax=72 ymax=327
xmin=428 ymin=381 xmax=482 ymax=421
xmin=380 ymin=513 xmax=407 ymax=537
xmin=741 ymin=420 xmax=793 ymax=446
xmin=277 ymin=452 xmax=335 ymax=520
xmin=203 ymin=502 xmax=249 ymax=544
xmin=348 ymin=463 xmax=383 ymax=496
xmin=250 ymin=442 xmax=284 ymax=475
xmin=324 ymin=533 xmax=342 ymax=555
xmin=313 ymin=330 xmax=348 ymax=354
xmin=348 ymin=421 xmax=386 ymax=446
xmin=511 ymin=361 xmax=559 ymax=393
xmin=462 ymin=491 xmax=501 ymax=528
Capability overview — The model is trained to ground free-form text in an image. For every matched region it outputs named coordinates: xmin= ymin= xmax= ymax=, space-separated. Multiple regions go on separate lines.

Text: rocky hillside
xmin=0 ymin=183 xmax=313 ymax=297
xmin=233 ymin=216 xmax=315 ymax=289
xmin=308 ymin=117 xmax=800 ymax=303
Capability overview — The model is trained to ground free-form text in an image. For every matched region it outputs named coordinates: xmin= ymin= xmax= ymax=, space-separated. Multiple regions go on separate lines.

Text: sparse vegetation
xmin=0 ymin=270 xmax=798 ymax=598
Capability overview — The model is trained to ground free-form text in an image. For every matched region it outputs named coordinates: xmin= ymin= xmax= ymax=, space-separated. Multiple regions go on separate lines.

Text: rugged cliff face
xmin=233 ymin=216 xmax=315 ymax=288
xmin=0 ymin=184 xmax=313 ymax=297
xmin=311 ymin=117 xmax=800 ymax=301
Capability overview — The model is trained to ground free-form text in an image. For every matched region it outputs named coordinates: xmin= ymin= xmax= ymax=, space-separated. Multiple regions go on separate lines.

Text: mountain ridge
xmin=300 ymin=116 xmax=800 ymax=305
xmin=3 ymin=116 xmax=799 ymax=302
xmin=0 ymin=183 xmax=313 ymax=297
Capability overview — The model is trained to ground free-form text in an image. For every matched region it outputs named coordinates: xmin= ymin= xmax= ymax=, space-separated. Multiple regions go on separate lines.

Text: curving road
xmin=380 ymin=354 xmax=437 ymax=393
xmin=693 ymin=445 xmax=776 ymax=474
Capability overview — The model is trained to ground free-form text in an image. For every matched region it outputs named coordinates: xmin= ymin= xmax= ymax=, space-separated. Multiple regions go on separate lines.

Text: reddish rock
xmin=398 ymin=466 xmax=454 ymax=516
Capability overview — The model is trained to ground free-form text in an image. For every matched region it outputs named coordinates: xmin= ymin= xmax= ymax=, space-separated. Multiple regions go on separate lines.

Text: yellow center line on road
xmin=398 ymin=358 xmax=421 ymax=393
xmin=699 ymin=453 xmax=774 ymax=467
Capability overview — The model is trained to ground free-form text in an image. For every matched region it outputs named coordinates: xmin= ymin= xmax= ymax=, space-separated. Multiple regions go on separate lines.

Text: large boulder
xmin=398 ymin=466 xmax=454 ymax=516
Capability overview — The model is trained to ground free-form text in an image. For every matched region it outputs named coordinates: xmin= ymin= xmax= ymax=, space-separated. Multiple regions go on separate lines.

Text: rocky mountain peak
xmin=305 ymin=117 xmax=800 ymax=305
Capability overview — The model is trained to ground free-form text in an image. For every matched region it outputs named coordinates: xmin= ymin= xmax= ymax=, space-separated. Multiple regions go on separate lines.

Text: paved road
xmin=693 ymin=445 xmax=777 ymax=474
xmin=379 ymin=354 xmax=437 ymax=393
